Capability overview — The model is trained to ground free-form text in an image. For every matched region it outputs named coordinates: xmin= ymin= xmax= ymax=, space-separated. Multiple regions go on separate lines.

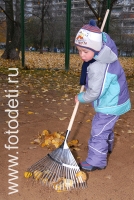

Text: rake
xmin=27 ymin=85 xmax=86 ymax=191
xmin=26 ymin=9 xmax=109 ymax=191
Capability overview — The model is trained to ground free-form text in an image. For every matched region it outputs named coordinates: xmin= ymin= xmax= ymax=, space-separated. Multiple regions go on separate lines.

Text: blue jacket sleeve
xmin=77 ymin=92 xmax=86 ymax=103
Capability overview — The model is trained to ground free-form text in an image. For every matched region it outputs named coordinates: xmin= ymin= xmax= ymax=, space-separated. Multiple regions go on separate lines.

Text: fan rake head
xmin=27 ymin=146 xmax=87 ymax=191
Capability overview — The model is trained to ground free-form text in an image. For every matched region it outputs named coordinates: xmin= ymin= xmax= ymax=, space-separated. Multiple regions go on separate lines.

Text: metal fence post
xmin=106 ymin=0 xmax=111 ymax=33
xmin=65 ymin=0 xmax=71 ymax=71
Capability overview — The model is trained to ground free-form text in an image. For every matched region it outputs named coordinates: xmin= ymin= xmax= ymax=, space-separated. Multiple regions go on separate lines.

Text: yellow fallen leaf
xmin=53 ymin=132 xmax=61 ymax=139
xmin=53 ymin=178 xmax=73 ymax=191
xmin=63 ymin=179 xmax=74 ymax=187
xmin=72 ymin=147 xmax=80 ymax=151
xmin=60 ymin=135 xmax=65 ymax=140
xmin=41 ymin=138 xmax=52 ymax=147
xmin=41 ymin=130 xmax=50 ymax=136
xmin=75 ymin=171 xmax=87 ymax=182
xmin=56 ymin=190 xmax=66 ymax=193
xmin=68 ymin=140 xmax=79 ymax=147
xmin=27 ymin=111 xmax=34 ymax=114
xmin=24 ymin=171 xmax=32 ymax=178
xmin=86 ymin=119 xmax=91 ymax=122
xmin=52 ymin=138 xmax=63 ymax=148
xmin=42 ymin=178 xmax=48 ymax=184
xmin=33 ymin=170 xmax=42 ymax=180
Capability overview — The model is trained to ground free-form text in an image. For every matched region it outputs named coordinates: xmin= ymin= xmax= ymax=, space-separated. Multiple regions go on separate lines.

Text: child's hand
xmin=75 ymin=95 xmax=79 ymax=103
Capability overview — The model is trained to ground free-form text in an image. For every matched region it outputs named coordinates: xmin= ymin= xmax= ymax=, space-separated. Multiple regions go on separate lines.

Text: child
xmin=75 ymin=20 xmax=131 ymax=171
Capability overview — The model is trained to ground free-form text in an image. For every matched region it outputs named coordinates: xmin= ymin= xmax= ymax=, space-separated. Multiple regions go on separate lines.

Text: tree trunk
xmin=40 ymin=2 xmax=45 ymax=54
xmin=39 ymin=0 xmax=51 ymax=54
xmin=85 ymin=0 xmax=118 ymax=29
xmin=1 ymin=0 xmax=21 ymax=60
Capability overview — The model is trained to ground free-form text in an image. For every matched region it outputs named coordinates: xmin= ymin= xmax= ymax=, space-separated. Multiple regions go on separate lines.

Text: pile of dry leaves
xmin=31 ymin=129 xmax=81 ymax=151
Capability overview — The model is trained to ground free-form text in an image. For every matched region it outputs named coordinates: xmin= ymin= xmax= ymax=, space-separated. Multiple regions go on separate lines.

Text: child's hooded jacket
xmin=78 ymin=32 xmax=131 ymax=116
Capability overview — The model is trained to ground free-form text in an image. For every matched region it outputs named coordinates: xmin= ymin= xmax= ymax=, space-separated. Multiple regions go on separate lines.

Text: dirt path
xmin=0 ymin=68 xmax=134 ymax=200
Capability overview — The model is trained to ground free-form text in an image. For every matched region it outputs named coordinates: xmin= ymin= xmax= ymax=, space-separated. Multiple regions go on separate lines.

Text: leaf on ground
xmin=42 ymin=89 xmax=48 ymax=93
xmin=86 ymin=119 xmax=91 ymax=122
xmin=115 ymin=133 xmax=120 ymax=136
xmin=31 ymin=130 xmax=81 ymax=151
xmin=128 ymin=130 xmax=134 ymax=133
xmin=33 ymin=138 xmax=41 ymax=144
xmin=68 ymin=140 xmax=79 ymax=147
xmin=59 ymin=117 xmax=67 ymax=120
xmin=27 ymin=111 xmax=34 ymax=114
xmin=28 ymin=146 xmax=37 ymax=149
xmin=80 ymin=111 xmax=85 ymax=113
xmin=105 ymin=175 xmax=112 ymax=179
xmin=72 ymin=147 xmax=80 ymax=151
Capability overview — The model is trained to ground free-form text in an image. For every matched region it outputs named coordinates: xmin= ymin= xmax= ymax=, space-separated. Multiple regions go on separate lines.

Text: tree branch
xmin=85 ymin=0 xmax=99 ymax=19
xmin=0 ymin=5 xmax=15 ymax=23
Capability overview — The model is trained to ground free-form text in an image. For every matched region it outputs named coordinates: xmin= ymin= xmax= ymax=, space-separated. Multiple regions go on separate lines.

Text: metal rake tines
xmin=39 ymin=161 xmax=87 ymax=190
xmin=27 ymin=154 xmax=87 ymax=190
xmin=27 ymin=155 xmax=49 ymax=172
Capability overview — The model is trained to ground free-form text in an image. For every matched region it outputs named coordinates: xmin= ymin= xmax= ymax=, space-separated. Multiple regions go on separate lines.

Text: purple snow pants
xmin=86 ymin=112 xmax=119 ymax=168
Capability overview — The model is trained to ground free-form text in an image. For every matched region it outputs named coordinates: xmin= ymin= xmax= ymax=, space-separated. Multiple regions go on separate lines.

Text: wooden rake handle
xmin=100 ymin=9 xmax=110 ymax=32
xmin=67 ymin=9 xmax=110 ymax=132
xmin=67 ymin=85 xmax=84 ymax=131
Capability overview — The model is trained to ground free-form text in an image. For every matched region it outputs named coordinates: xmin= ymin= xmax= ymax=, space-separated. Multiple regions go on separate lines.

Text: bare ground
xmin=0 ymin=69 xmax=134 ymax=200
